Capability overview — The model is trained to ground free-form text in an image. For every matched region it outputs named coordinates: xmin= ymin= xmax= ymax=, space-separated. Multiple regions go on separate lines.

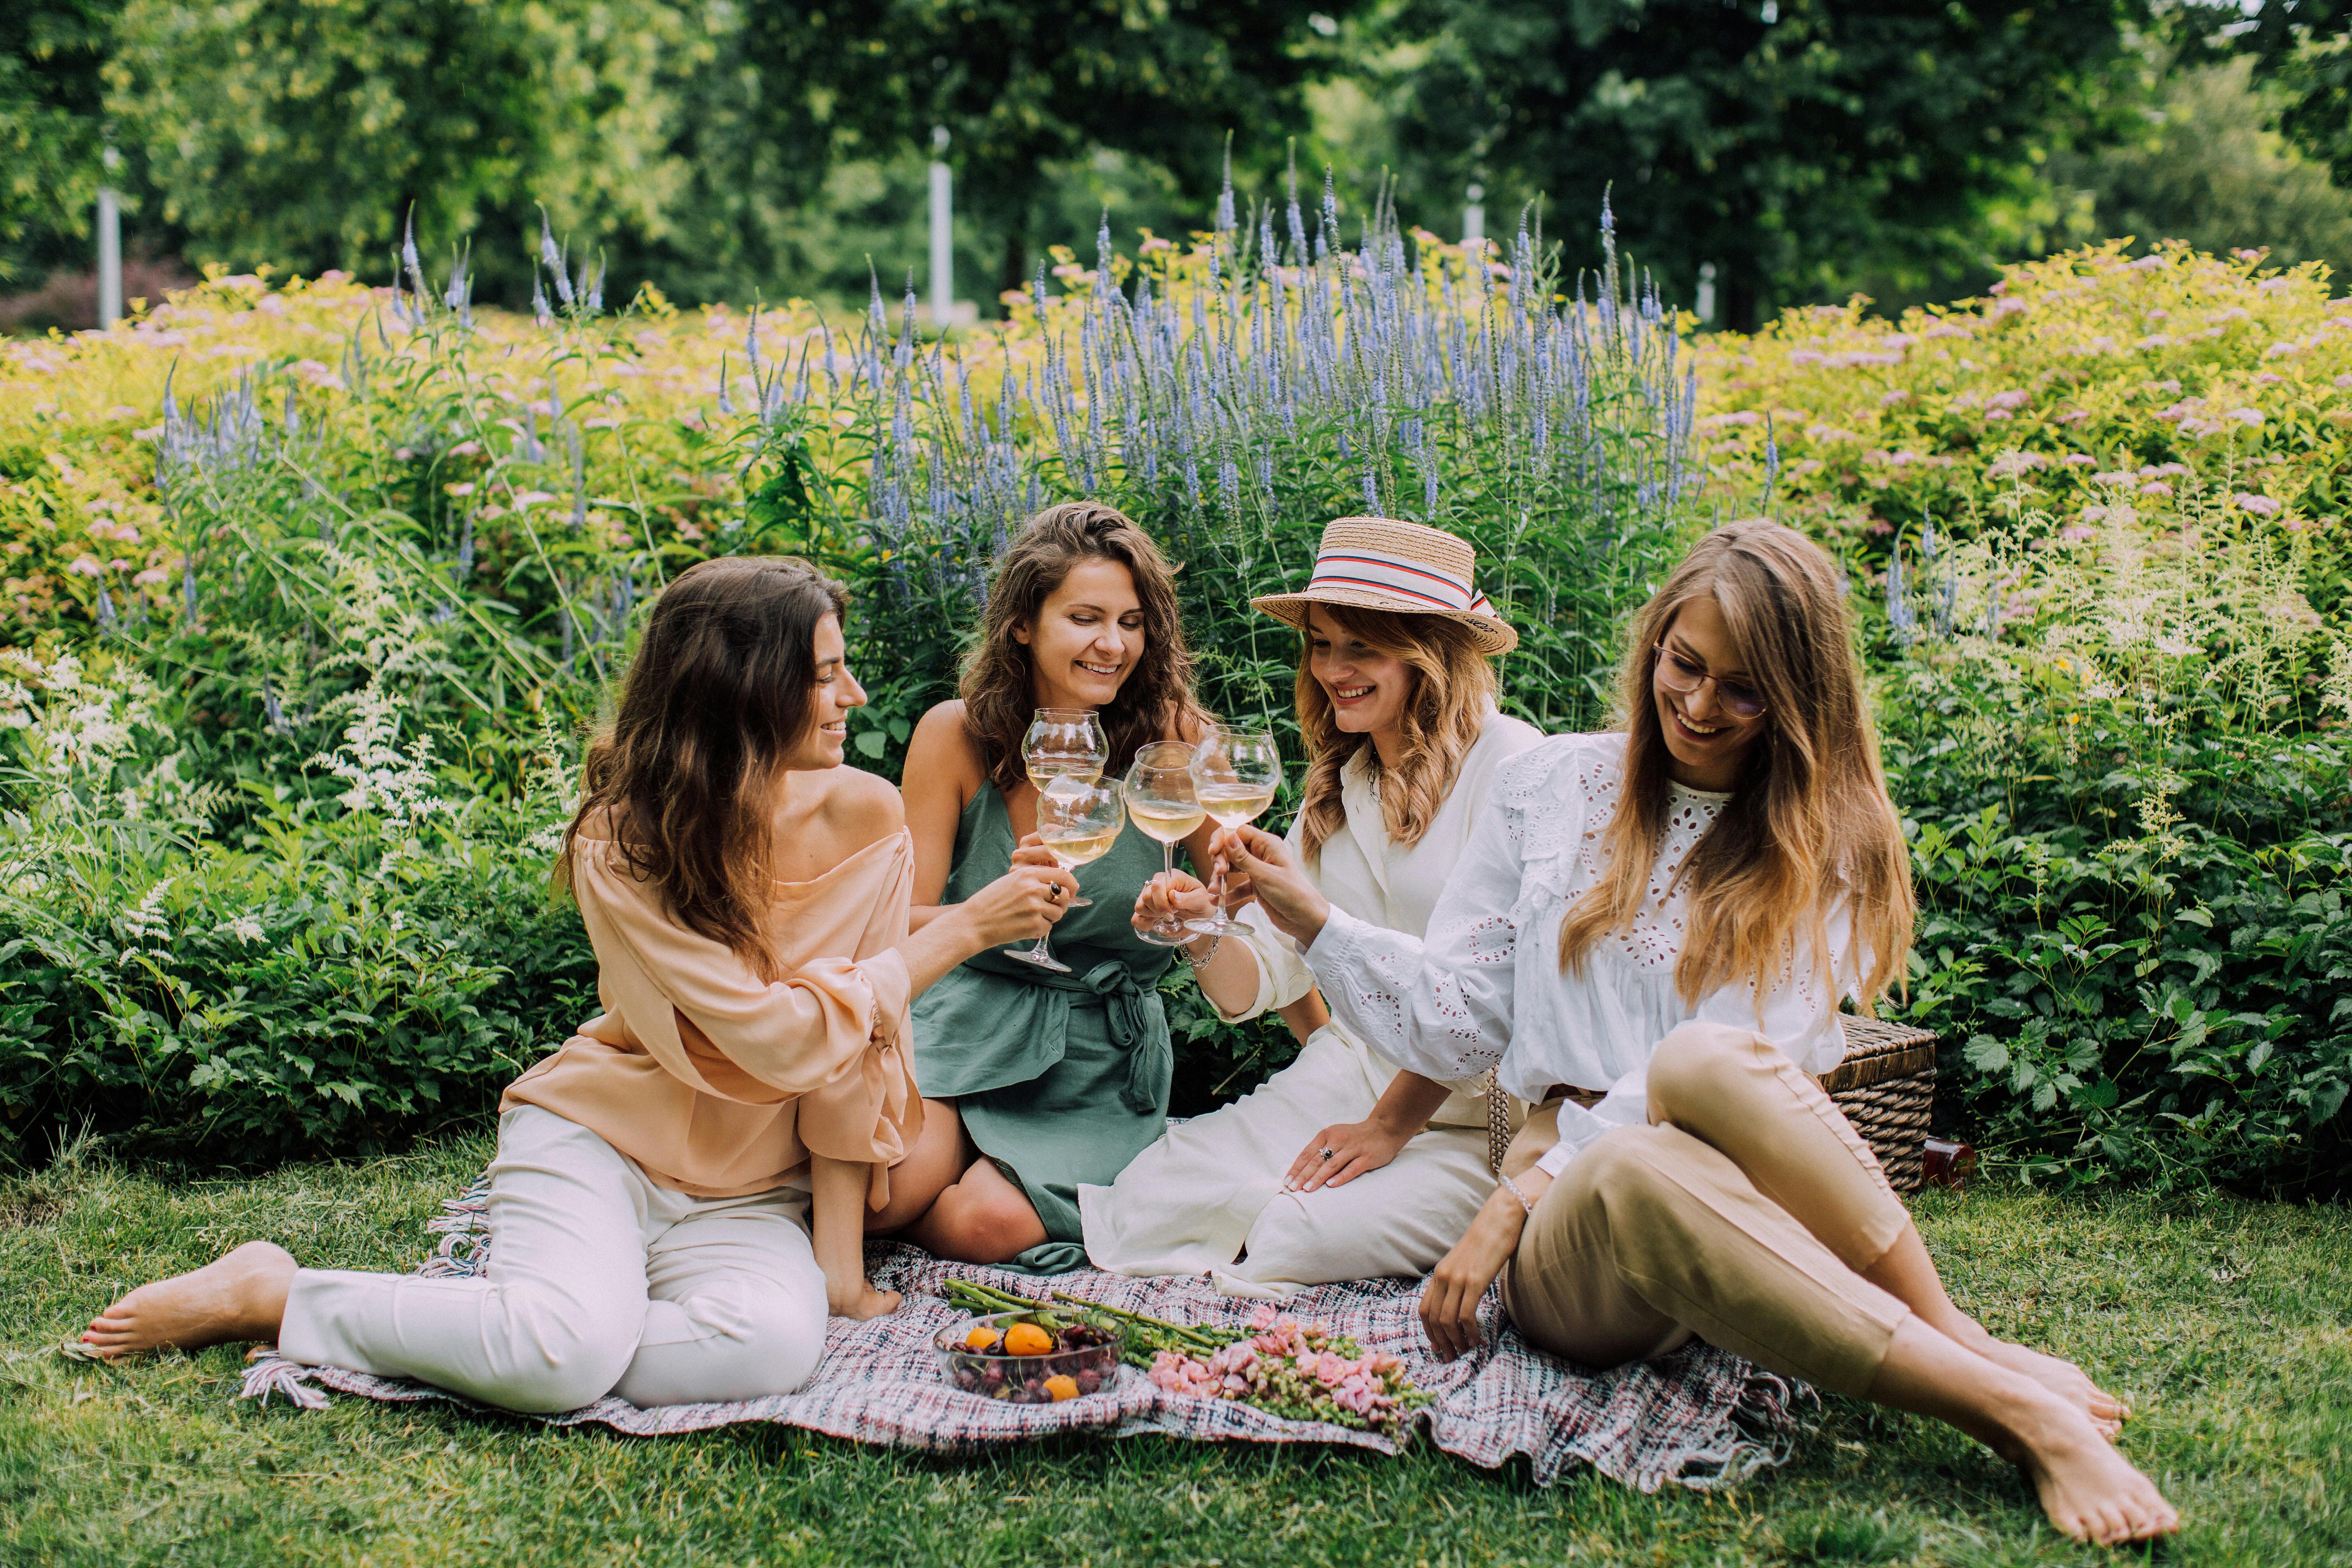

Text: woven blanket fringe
xmin=241 ymin=1353 xmax=330 ymax=1410
xmin=416 ymin=1175 xmax=492 ymax=1278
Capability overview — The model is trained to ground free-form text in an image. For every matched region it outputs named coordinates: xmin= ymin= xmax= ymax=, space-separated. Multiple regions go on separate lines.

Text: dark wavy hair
xmin=960 ymin=501 xmax=1212 ymax=791
xmin=560 ymin=555 xmax=849 ymax=982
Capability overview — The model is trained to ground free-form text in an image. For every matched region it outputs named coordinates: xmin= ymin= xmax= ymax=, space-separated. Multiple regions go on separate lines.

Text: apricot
xmin=962 ymin=1326 xmax=1002 ymax=1352
xmin=1043 ymin=1374 xmax=1080 ymax=1402
xmin=1003 ymin=1322 xmax=1056 ymax=1357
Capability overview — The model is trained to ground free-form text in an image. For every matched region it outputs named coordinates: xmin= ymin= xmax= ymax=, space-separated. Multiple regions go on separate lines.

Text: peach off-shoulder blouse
xmin=502 ymin=828 xmax=923 ymax=1199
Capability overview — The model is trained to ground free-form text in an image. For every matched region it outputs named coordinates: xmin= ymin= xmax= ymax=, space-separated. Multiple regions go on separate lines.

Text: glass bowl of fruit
xmin=935 ymin=1309 xmax=1125 ymax=1403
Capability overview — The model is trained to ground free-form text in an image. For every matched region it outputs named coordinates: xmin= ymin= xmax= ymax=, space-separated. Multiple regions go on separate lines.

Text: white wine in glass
xmin=1125 ymin=739 xmax=1202 ymax=948
xmin=1022 ymin=708 xmax=1109 ymax=904
xmin=1008 ymin=777 xmax=1127 ymax=973
xmin=1187 ymin=726 xmax=1282 ymax=938
xmin=1196 ymin=782 xmax=1278 ymax=826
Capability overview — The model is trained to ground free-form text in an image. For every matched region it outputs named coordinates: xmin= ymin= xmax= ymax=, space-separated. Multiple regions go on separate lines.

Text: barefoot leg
xmin=1867 ymin=1316 xmax=2178 ymax=1545
xmin=809 ymin=1154 xmax=901 ymax=1321
xmin=80 ymin=1241 xmax=298 ymax=1360
xmin=1864 ymin=1225 xmax=2130 ymax=1432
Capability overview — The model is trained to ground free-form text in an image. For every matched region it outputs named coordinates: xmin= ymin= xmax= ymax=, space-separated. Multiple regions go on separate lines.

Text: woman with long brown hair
xmin=79 ymin=557 xmax=1071 ymax=1410
xmin=1225 ymin=521 xmax=2178 ymax=1545
xmin=1083 ymin=518 xmax=1541 ymax=1292
xmin=869 ymin=501 xmax=1222 ymax=1270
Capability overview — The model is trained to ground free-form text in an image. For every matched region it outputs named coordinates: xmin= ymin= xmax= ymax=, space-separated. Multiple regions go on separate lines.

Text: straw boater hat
xmin=1250 ymin=517 xmax=1519 ymax=655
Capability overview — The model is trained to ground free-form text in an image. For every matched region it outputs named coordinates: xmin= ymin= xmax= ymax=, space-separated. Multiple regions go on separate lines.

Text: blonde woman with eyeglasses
xmin=1222 ymin=521 xmax=2178 ymax=1546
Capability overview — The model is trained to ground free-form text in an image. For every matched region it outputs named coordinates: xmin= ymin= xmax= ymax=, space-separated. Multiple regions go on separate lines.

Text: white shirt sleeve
xmin=1303 ymin=766 xmax=1528 ymax=1081
xmin=1208 ymin=899 xmax=1315 ymax=1024
xmin=1532 ymin=889 xmax=1858 ymax=1179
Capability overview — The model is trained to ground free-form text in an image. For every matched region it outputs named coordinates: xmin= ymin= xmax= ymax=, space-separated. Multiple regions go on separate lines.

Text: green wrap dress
xmin=911 ymin=781 xmax=1176 ymax=1274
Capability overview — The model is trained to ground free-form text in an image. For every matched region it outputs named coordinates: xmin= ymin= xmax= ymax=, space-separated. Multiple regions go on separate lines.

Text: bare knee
xmin=918 ymin=1185 xmax=1040 ymax=1265
xmin=1646 ymin=1020 xmax=1770 ymax=1121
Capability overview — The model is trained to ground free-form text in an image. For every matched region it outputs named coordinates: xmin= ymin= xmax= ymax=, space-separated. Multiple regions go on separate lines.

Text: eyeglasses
xmin=1652 ymin=644 xmax=1767 ymax=720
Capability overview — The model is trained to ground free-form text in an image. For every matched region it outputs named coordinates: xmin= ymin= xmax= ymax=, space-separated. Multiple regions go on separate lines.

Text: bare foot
xmin=828 ymin=1281 xmax=902 ymax=1322
xmin=2010 ymin=1399 xmax=2180 ymax=1546
xmin=80 ymin=1241 xmax=297 ymax=1361
xmin=1979 ymin=1339 xmax=2129 ymax=1434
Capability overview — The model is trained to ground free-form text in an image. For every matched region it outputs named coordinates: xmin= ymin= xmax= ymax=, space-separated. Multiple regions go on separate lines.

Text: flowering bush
xmin=1699 ymin=241 xmax=2352 ymax=580
xmin=1143 ymin=1308 xmax=1425 ymax=1431
xmin=1876 ymin=481 xmax=2352 ymax=1193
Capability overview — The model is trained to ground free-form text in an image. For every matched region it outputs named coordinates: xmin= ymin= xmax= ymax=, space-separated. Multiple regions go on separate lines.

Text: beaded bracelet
xmin=1180 ymin=932 xmax=1222 ymax=966
xmin=1497 ymin=1172 xmax=1537 ymax=1214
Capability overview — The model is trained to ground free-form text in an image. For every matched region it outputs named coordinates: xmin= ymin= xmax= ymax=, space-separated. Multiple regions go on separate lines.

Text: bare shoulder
xmin=906 ymin=700 xmax=984 ymax=782
xmin=826 ymin=766 xmax=905 ymax=830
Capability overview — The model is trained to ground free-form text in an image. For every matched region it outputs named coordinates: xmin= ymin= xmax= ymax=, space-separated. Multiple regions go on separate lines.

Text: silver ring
xmin=1318 ymin=1147 xmax=1335 ymax=1161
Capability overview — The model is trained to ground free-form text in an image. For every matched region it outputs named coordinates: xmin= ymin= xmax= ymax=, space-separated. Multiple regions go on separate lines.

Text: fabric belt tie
xmin=1011 ymin=959 xmax=1172 ymax=1115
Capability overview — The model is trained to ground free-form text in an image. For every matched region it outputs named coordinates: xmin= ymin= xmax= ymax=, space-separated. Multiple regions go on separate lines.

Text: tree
xmin=2213 ymin=0 xmax=2352 ymax=190
xmin=103 ymin=0 xmax=697 ymax=297
xmin=761 ymin=0 xmax=1366 ymax=301
xmin=1382 ymin=0 xmax=2156 ymax=327
xmin=0 ymin=0 xmax=120 ymax=286
xmin=2045 ymin=55 xmax=2352 ymax=283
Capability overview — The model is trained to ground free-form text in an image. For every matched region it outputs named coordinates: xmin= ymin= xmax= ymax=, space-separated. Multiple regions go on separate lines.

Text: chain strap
xmin=1481 ymin=1065 xmax=1512 ymax=1175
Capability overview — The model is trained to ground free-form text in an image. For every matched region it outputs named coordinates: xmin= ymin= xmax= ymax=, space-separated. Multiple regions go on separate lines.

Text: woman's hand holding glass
xmin=1007 ymin=780 xmax=1126 ymax=973
xmin=1125 ymin=741 xmax=1204 ymax=947
xmin=1023 ymin=709 xmax=1109 ymax=908
xmin=1186 ymin=728 xmax=1282 ymax=936
xmin=958 ymin=842 xmax=1080 ymax=948
xmin=1207 ymin=824 xmax=1331 ymax=949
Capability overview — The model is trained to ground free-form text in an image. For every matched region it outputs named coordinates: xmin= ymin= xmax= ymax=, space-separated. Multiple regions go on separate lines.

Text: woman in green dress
xmin=871 ymin=502 xmax=1223 ymax=1271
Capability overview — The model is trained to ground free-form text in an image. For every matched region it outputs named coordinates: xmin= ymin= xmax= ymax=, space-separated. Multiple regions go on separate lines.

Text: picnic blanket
xmin=237 ymin=1177 xmax=1814 ymax=1493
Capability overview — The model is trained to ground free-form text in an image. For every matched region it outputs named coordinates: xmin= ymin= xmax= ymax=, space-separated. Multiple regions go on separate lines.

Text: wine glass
xmin=1187 ymin=726 xmax=1282 ymax=938
xmin=1023 ymin=708 xmax=1109 ymax=907
xmin=1007 ymin=777 xmax=1127 ymax=973
xmin=1125 ymin=740 xmax=1203 ymax=948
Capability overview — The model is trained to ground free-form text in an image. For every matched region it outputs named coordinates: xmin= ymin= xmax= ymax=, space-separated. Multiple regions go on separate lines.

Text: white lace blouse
xmin=1302 ymin=731 xmax=1858 ymax=1180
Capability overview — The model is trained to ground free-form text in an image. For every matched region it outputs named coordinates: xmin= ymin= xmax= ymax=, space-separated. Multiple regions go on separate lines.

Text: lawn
xmin=1 ymin=1140 xmax=2346 ymax=1567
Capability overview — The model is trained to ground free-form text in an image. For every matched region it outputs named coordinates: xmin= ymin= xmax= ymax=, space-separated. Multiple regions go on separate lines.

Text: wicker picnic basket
xmin=1479 ymin=1013 xmax=1940 ymax=1192
xmin=1820 ymin=1013 xmax=1940 ymax=1193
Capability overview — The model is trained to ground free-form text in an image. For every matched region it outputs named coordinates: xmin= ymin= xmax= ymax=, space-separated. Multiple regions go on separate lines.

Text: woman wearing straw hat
xmin=1079 ymin=518 xmax=1541 ymax=1294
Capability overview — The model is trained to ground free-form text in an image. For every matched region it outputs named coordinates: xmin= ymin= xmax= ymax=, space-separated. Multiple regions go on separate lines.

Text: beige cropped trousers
xmin=279 ymin=1106 xmax=829 ymax=1413
xmin=1501 ymin=1022 xmax=1914 ymax=1398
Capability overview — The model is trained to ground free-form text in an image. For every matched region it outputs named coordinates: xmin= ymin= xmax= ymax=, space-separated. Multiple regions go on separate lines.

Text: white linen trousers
xmin=278 ymin=1106 xmax=829 ymax=1413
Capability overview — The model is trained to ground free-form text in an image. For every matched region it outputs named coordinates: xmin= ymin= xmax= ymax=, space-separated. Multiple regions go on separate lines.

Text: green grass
xmin=1 ymin=1140 xmax=2346 ymax=1567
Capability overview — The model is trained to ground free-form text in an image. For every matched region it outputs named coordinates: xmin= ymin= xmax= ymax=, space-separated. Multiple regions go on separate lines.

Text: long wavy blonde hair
xmin=1557 ymin=521 xmax=1913 ymax=1009
xmin=1294 ymin=602 xmax=1499 ymax=864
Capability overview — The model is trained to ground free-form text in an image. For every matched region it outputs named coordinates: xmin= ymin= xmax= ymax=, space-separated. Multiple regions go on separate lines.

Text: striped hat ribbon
xmin=1306 ymin=548 xmax=1496 ymax=617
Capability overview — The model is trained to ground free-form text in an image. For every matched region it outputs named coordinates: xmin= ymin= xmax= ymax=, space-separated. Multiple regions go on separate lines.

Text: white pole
xmin=929 ymin=125 xmax=953 ymax=331
xmin=1462 ymin=183 xmax=1485 ymax=250
xmin=1696 ymin=262 xmax=1718 ymax=326
xmin=97 ymin=146 xmax=122 ymax=329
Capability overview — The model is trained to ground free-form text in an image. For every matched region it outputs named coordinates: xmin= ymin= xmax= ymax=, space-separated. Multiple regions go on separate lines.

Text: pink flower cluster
xmin=1145 ymin=1310 xmax=1418 ymax=1428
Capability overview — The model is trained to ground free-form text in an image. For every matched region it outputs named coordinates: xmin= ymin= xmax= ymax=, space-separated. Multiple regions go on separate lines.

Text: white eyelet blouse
xmin=1301 ymin=731 xmax=1860 ymax=1180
